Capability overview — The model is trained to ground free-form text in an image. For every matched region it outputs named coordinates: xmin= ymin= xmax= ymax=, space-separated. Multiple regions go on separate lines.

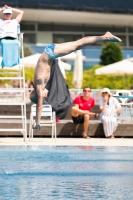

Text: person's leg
xmin=54 ymin=32 xmax=121 ymax=58
xmin=102 ymin=115 xmax=110 ymax=138
xmin=71 ymin=106 xmax=99 ymax=118
xmin=71 ymin=106 xmax=89 ymax=117
xmin=109 ymin=116 xmax=117 ymax=139
xmin=32 ymin=53 xmax=51 ymax=129
xmin=83 ymin=114 xmax=90 ymax=138
xmin=32 ymin=87 xmax=49 ymax=129
xmin=102 ymin=115 xmax=117 ymax=138
xmin=32 ymin=85 xmax=44 ymax=129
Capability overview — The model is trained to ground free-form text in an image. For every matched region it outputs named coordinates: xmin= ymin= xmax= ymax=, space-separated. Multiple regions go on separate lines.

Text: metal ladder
xmin=0 ymin=33 xmax=27 ymax=141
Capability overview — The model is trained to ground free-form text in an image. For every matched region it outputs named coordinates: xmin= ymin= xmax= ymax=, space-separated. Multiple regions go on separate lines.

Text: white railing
xmin=0 ymin=88 xmax=133 ymax=105
xmin=69 ymin=89 xmax=133 ymax=104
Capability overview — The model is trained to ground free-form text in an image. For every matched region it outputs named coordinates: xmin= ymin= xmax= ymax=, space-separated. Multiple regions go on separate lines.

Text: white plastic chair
xmin=29 ymin=104 xmax=56 ymax=141
xmin=120 ymin=102 xmax=133 ymax=122
xmin=113 ymin=90 xmax=132 ymax=104
xmin=113 ymin=90 xmax=133 ymax=121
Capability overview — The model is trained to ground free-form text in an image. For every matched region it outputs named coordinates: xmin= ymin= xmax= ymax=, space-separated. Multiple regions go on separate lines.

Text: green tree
xmin=100 ymin=42 xmax=123 ymax=66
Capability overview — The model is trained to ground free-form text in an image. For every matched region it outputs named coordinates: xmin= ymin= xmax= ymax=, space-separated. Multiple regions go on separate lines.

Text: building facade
xmin=1 ymin=0 xmax=133 ymax=66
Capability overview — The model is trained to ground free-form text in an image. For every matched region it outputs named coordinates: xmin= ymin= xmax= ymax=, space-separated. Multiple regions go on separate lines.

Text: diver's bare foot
xmin=32 ymin=122 xmax=41 ymax=130
xmin=82 ymin=132 xmax=90 ymax=139
xmin=104 ymin=31 xmax=122 ymax=42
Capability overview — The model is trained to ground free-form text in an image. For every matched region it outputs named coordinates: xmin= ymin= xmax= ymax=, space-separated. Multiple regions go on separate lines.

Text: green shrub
xmin=100 ymin=43 xmax=123 ymax=65
xmin=25 ymin=68 xmax=34 ymax=81
xmin=20 ymin=43 xmax=33 ymax=58
xmin=0 ymin=68 xmax=35 ymax=86
xmin=66 ymin=65 xmax=133 ymax=89
xmin=1 ymin=66 xmax=132 ymax=89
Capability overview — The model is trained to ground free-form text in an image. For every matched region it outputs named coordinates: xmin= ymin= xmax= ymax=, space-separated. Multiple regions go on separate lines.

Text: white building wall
xmin=37 ymin=32 xmax=52 ymax=44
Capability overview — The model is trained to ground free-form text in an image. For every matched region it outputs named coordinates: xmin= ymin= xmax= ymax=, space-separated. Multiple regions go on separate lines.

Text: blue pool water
xmin=0 ymin=146 xmax=133 ymax=200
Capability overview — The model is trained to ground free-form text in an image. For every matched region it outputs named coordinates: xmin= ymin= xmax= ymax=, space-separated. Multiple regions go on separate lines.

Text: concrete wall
xmin=0 ymin=104 xmax=133 ymax=138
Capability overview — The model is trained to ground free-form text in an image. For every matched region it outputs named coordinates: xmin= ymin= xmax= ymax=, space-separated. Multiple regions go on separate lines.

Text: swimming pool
xmin=0 ymin=146 xmax=133 ymax=200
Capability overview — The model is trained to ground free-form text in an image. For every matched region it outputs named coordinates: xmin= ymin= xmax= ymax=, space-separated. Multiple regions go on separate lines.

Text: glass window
xmin=113 ymin=27 xmax=126 ymax=33
xmin=38 ymin=23 xmax=83 ymax=32
xmin=38 ymin=23 xmax=53 ymax=31
xmin=84 ymin=25 xmax=125 ymax=33
xmin=21 ymin=23 xmax=35 ymax=31
xmin=23 ymin=33 xmax=36 ymax=44
xmin=54 ymin=24 xmax=83 ymax=32
xmin=116 ymin=35 xmax=126 ymax=46
xmin=53 ymin=34 xmax=82 ymax=43
xmin=129 ymin=36 xmax=133 ymax=46
xmin=84 ymin=26 xmax=106 ymax=33
xmin=128 ymin=27 xmax=133 ymax=33
xmin=38 ymin=23 xmax=126 ymax=33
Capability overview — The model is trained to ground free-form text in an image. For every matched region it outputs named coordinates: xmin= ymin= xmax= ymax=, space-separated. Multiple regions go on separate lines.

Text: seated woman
xmin=0 ymin=5 xmax=24 ymax=67
xmin=100 ymin=88 xmax=122 ymax=139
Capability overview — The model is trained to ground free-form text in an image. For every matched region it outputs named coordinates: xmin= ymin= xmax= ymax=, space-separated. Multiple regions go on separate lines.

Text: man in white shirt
xmin=0 ymin=5 xmax=24 ymax=67
xmin=0 ymin=4 xmax=24 ymax=39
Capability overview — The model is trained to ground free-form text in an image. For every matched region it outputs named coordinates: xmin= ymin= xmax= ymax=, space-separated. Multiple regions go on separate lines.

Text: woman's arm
xmin=100 ymin=102 xmax=108 ymax=113
xmin=111 ymin=107 xmax=122 ymax=115
xmin=111 ymin=97 xmax=122 ymax=114
xmin=100 ymin=95 xmax=108 ymax=113
xmin=4 ymin=5 xmax=24 ymax=22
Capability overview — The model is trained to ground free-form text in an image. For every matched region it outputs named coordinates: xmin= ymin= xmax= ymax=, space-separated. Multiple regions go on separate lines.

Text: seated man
xmin=0 ymin=5 xmax=24 ymax=67
xmin=71 ymin=86 xmax=99 ymax=139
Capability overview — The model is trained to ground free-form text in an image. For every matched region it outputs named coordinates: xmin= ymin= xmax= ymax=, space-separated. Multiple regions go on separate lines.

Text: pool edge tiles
xmin=0 ymin=138 xmax=133 ymax=146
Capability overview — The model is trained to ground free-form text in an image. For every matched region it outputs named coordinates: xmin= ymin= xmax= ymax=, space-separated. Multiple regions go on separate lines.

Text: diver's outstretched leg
xmin=54 ymin=31 xmax=121 ymax=58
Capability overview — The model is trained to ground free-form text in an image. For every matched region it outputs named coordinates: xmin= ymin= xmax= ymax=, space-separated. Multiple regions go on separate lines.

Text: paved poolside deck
xmin=0 ymin=137 xmax=133 ymax=146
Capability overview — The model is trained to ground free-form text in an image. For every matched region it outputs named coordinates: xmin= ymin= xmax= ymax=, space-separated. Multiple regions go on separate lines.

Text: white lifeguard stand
xmin=0 ymin=33 xmax=27 ymax=141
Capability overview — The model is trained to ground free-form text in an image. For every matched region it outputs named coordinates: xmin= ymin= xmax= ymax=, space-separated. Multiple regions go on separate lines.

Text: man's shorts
xmin=44 ymin=44 xmax=57 ymax=59
xmin=30 ymin=89 xmax=38 ymax=104
xmin=72 ymin=115 xmax=84 ymax=124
